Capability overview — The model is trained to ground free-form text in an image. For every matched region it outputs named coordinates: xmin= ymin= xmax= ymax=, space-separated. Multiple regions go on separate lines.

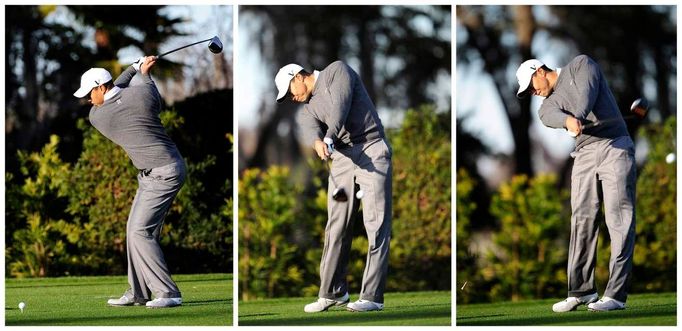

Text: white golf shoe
xmin=304 ymin=293 xmax=350 ymax=313
xmin=347 ymin=299 xmax=384 ymax=312
xmin=587 ymin=296 xmax=625 ymax=311
xmin=107 ymin=295 xmax=138 ymax=307
xmin=552 ymin=293 xmax=598 ymax=312
xmin=145 ymin=297 xmax=182 ymax=308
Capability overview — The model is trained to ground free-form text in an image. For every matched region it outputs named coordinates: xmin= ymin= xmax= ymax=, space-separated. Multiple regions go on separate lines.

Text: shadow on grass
xmin=6 ymin=281 xmax=126 ymax=289
xmin=457 ymin=306 xmax=677 ymax=326
xmin=239 ymin=305 xmax=450 ymax=326
xmin=185 ymin=298 xmax=232 ymax=306
xmin=6 ymin=310 xmax=217 ymax=326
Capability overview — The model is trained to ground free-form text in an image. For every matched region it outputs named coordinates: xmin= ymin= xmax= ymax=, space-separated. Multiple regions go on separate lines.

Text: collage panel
xmin=4 ymin=5 xmax=233 ymax=326
xmin=456 ymin=5 xmax=676 ymax=326
xmin=236 ymin=4 xmax=452 ymax=327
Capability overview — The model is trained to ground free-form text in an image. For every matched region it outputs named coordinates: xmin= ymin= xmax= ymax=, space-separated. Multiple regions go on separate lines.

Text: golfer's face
xmin=89 ymin=85 xmax=105 ymax=106
xmin=530 ymin=69 xmax=552 ymax=97
xmin=288 ymin=74 xmax=310 ymax=103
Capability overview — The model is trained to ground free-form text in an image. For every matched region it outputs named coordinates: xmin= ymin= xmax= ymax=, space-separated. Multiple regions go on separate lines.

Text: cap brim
xmin=276 ymin=92 xmax=287 ymax=103
xmin=275 ymin=83 xmax=289 ymax=103
xmin=516 ymin=88 xmax=530 ymax=99
xmin=516 ymin=79 xmax=532 ymax=99
xmin=73 ymin=85 xmax=92 ymax=98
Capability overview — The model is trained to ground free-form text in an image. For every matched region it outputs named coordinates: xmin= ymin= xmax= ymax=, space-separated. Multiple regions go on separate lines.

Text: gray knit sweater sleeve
xmin=114 ymin=66 xmax=137 ymax=87
xmin=88 ymin=68 xmax=181 ymax=170
xmin=298 ymin=61 xmax=384 ymax=148
xmin=323 ymin=62 xmax=353 ymax=141
xmin=296 ymin=109 xmax=325 ymax=147
xmin=538 ymin=55 xmax=600 ymax=128
xmin=538 ymin=55 xmax=629 ymax=150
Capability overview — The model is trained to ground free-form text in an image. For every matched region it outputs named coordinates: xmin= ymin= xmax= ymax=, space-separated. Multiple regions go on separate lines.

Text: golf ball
xmin=18 ymin=302 xmax=25 ymax=311
xmin=666 ymin=153 xmax=676 ymax=164
xmin=356 ymin=190 xmax=364 ymax=199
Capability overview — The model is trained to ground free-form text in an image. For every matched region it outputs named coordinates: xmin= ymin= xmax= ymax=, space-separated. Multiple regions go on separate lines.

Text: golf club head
xmin=332 ymin=187 xmax=348 ymax=202
xmin=208 ymin=36 xmax=223 ymax=54
xmin=630 ymin=97 xmax=649 ymax=118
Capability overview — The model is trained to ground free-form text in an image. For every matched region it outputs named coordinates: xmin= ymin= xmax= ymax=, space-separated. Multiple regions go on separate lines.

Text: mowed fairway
xmin=6 ymin=273 xmax=232 ymax=326
xmin=239 ymin=291 xmax=450 ymax=326
xmin=457 ymin=292 xmax=676 ymax=326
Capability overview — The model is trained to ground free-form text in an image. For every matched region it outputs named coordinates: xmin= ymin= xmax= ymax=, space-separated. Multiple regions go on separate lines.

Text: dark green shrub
xmin=486 ymin=174 xmax=569 ymax=301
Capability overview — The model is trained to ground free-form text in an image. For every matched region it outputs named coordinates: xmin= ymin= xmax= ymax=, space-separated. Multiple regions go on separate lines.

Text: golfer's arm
xmin=572 ymin=55 xmax=600 ymax=120
xmin=297 ymin=109 xmax=325 ymax=148
xmin=538 ymin=101 xmax=570 ymax=129
xmin=114 ymin=66 xmax=138 ymax=88
xmin=324 ymin=63 xmax=353 ymax=142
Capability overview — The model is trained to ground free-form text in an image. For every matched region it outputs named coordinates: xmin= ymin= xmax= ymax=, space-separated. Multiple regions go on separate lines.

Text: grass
xmin=238 ymin=290 xmax=451 ymax=326
xmin=457 ymin=292 xmax=676 ymax=326
xmin=5 ymin=273 xmax=232 ymax=326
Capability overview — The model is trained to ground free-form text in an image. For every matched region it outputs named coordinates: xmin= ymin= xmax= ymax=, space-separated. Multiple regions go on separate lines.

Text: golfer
xmin=275 ymin=61 xmax=392 ymax=312
xmin=516 ymin=55 xmax=636 ymax=312
xmin=74 ymin=56 xmax=184 ymax=308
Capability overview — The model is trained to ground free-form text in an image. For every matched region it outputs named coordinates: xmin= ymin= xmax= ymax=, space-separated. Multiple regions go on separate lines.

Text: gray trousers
xmin=319 ymin=138 xmax=392 ymax=303
xmin=124 ymin=160 xmax=186 ymax=303
xmin=568 ymin=136 xmax=636 ymax=303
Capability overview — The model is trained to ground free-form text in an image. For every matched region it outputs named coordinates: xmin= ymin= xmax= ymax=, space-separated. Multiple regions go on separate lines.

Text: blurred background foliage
xmin=5 ymin=5 xmax=233 ymax=277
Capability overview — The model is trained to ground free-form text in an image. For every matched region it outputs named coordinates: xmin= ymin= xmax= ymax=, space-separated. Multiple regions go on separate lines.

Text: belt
xmin=335 ymin=131 xmax=384 ymax=150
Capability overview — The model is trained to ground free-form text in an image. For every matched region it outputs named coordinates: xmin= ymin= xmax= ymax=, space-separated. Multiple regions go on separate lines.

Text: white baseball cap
xmin=73 ymin=68 xmax=112 ymax=98
xmin=515 ymin=59 xmax=545 ymax=98
xmin=275 ymin=63 xmax=304 ymax=103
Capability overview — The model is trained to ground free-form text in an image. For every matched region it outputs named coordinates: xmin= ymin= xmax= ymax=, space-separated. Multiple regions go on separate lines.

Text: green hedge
xmin=6 ymin=111 xmax=232 ymax=277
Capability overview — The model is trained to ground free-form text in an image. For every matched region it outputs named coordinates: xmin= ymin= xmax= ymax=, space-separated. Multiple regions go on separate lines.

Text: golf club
xmin=581 ymin=97 xmax=649 ymax=129
xmin=327 ymin=158 xmax=348 ymax=202
xmin=567 ymin=97 xmax=649 ymax=136
xmin=156 ymin=36 xmax=223 ymax=59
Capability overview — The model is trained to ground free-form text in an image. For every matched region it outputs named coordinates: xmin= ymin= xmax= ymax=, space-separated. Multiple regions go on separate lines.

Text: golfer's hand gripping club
xmin=565 ymin=97 xmax=649 ymax=137
xmin=323 ymin=137 xmax=335 ymax=155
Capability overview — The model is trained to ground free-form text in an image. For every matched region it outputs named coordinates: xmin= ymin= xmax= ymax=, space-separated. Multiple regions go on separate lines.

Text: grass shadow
xmin=457 ymin=306 xmax=677 ymax=326
xmin=7 ymin=310 xmax=205 ymax=326
xmin=240 ymin=306 xmax=450 ymax=326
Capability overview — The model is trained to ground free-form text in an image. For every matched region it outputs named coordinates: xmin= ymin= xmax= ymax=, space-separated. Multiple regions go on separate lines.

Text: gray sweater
xmin=89 ymin=66 xmax=182 ymax=170
xmin=538 ymin=55 xmax=629 ymax=151
xmin=296 ymin=61 xmax=385 ymax=148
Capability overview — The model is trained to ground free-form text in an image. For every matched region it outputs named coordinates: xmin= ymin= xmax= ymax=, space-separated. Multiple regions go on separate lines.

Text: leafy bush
xmin=388 ymin=105 xmax=451 ymax=291
xmin=238 ymin=166 xmax=305 ymax=300
xmin=628 ymin=117 xmax=676 ymax=292
xmin=6 ymin=111 xmax=232 ymax=277
xmin=485 ymin=174 xmax=569 ymax=302
xmin=6 ymin=135 xmax=72 ymax=277
xmin=456 ymin=168 xmax=481 ymax=304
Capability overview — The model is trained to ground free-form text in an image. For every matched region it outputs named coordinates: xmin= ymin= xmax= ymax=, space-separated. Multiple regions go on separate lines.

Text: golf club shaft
xmin=326 ymin=158 xmax=337 ymax=187
xmin=582 ymin=115 xmax=635 ymax=130
xmin=156 ymin=38 xmax=213 ymax=58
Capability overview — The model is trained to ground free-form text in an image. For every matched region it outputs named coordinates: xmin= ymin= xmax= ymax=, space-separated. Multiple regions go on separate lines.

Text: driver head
xmin=208 ymin=36 xmax=223 ymax=54
xmin=332 ymin=188 xmax=348 ymax=202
